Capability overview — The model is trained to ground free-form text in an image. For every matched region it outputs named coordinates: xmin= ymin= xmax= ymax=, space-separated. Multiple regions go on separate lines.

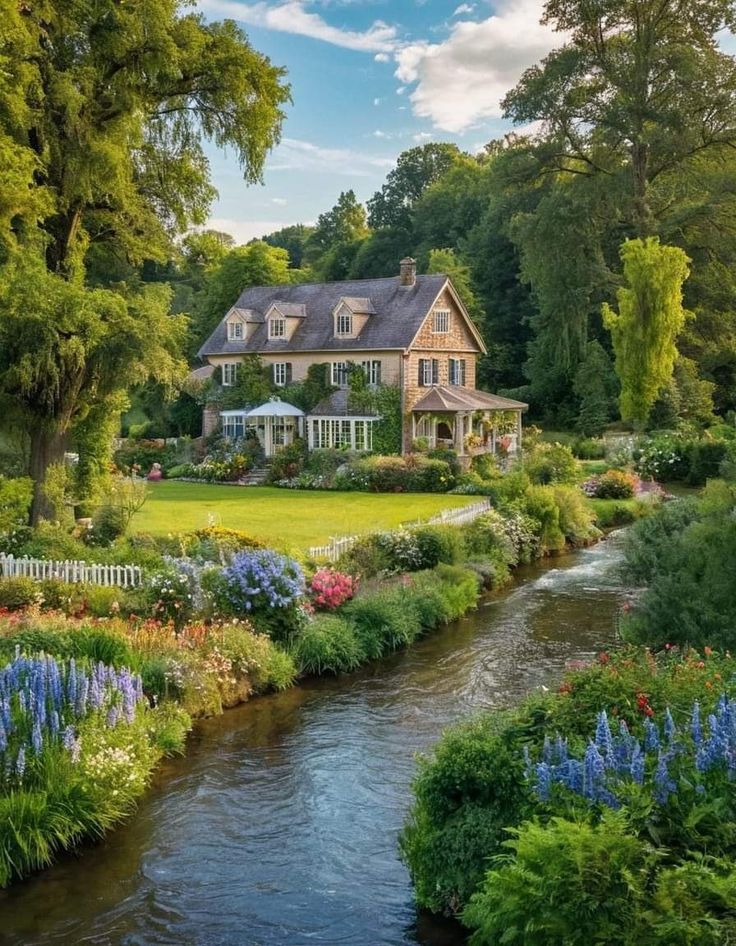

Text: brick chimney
xmin=399 ymin=257 xmax=416 ymax=288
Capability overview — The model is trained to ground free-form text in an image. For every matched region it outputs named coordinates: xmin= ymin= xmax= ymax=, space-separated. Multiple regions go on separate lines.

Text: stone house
xmin=196 ymin=258 xmax=527 ymax=461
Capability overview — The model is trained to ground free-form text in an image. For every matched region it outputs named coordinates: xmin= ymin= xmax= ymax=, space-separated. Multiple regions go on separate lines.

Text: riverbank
xmin=0 ymin=535 xmax=629 ymax=945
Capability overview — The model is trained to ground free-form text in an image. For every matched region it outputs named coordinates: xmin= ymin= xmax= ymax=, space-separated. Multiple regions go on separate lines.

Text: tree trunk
xmin=28 ymin=428 xmax=66 ymax=526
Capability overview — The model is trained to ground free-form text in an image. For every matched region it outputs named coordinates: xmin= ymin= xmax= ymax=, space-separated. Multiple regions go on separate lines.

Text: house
xmin=196 ymin=258 xmax=527 ymax=462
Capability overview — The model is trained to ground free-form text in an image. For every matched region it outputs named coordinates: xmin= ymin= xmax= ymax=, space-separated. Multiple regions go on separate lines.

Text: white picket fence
xmin=308 ymin=499 xmax=491 ymax=563
xmin=0 ymin=554 xmax=142 ymax=588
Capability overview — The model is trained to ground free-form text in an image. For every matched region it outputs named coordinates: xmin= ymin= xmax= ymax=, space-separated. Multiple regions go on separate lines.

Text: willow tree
xmin=0 ymin=0 xmax=289 ymax=521
xmin=603 ymin=238 xmax=690 ymax=427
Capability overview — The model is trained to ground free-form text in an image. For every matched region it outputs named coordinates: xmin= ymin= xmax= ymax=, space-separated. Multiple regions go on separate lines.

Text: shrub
xmin=309 ymin=569 xmax=357 ymax=610
xmin=113 ymin=439 xmax=179 ymax=475
xmin=522 ymin=485 xmax=565 ymax=552
xmin=524 ymin=442 xmax=578 ymax=485
xmin=408 ymin=457 xmax=456 ymax=493
xmin=338 ymin=534 xmax=392 ymax=579
xmin=340 ymin=455 xmax=454 ymax=493
xmin=586 ymin=468 xmax=637 ymax=499
xmin=572 ymin=437 xmax=606 ymax=460
xmin=687 ymin=439 xmax=730 ymax=486
xmin=148 ymin=571 xmax=194 ymax=631
xmin=268 ymin=440 xmax=307 ymax=482
xmin=220 ymin=550 xmax=304 ymax=616
xmin=344 ymin=588 xmax=422 ymax=658
xmin=373 ymin=529 xmax=423 ymax=573
xmin=412 ymin=525 xmax=464 ymax=569
xmin=552 ymin=485 xmax=598 ymax=545
xmin=463 ymin=511 xmax=514 ymax=561
xmin=0 ymin=477 xmax=33 ymax=533
xmin=0 ymin=577 xmax=40 ymax=611
xmin=293 ymin=614 xmax=365 ymax=675
xmin=85 ymin=504 xmax=127 ymax=546
xmin=463 ymin=813 xmax=650 ymax=946
xmin=206 ymin=624 xmax=297 ymax=693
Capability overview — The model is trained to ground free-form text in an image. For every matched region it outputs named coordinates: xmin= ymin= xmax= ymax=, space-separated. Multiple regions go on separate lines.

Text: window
xmin=223 ymin=415 xmax=245 ymax=440
xmin=228 ymin=321 xmax=243 ymax=341
xmin=418 ymin=358 xmax=439 ymax=386
xmin=312 ymin=418 xmax=374 ymax=450
xmin=432 ymin=309 xmax=450 ymax=334
xmin=222 ymin=362 xmax=238 ymax=386
xmin=269 ymin=317 xmax=286 ymax=339
xmin=449 ymin=358 xmax=466 ymax=386
xmin=331 ymin=362 xmax=348 ymax=387
xmin=273 ymin=362 xmax=291 ymax=387
xmin=336 ymin=310 xmax=353 ymax=336
xmin=361 ymin=359 xmax=382 ymax=386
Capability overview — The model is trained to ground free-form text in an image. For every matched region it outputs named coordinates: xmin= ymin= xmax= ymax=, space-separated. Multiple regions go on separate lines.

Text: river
xmin=0 ymin=532 xmax=628 ymax=946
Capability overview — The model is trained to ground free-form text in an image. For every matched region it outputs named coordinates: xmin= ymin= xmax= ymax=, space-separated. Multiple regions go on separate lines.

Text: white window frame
xmin=269 ymin=317 xmax=287 ymax=339
xmin=336 ymin=310 xmax=353 ymax=336
xmin=419 ymin=358 xmax=438 ymax=386
xmin=432 ymin=309 xmax=450 ymax=334
xmin=222 ymin=415 xmax=245 ymax=440
xmin=273 ymin=362 xmax=287 ymax=387
xmin=228 ymin=321 xmax=244 ymax=341
xmin=361 ymin=359 xmax=381 ymax=386
xmin=449 ymin=358 xmax=466 ymax=386
xmin=331 ymin=362 xmax=348 ymax=387
xmin=222 ymin=362 xmax=238 ymax=387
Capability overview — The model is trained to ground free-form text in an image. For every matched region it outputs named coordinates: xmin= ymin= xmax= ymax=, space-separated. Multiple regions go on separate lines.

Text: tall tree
xmin=303 ymin=191 xmax=368 ymax=269
xmin=0 ymin=0 xmax=288 ymax=519
xmin=262 ymin=224 xmax=314 ymax=269
xmin=504 ymin=0 xmax=736 ymax=236
xmin=603 ymin=237 xmax=691 ymax=426
xmin=367 ymin=143 xmax=464 ymax=230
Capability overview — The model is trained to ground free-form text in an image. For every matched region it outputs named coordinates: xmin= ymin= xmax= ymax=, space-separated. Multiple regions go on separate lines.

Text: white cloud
xmin=269 ymin=137 xmax=394 ymax=175
xmin=197 ymin=0 xmax=399 ymax=53
xmin=394 ymin=0 xmax=561 ymax=133
xmin=374 ymin=52 xmax=391 ymax=62
xmin=271 ymin=197 xmax=288 ymax=205
xmin=412 ymin=131 xmax=432 ymax=142
xmin=373 ymin=97 xmax=382 ymax=106
xmin=372 ymin=129 xmax=388 ymax=138
xmin=453 ymin=3 xmax=475 ymax=15
xmin=206 ymin=218 xmax=290 ymax=243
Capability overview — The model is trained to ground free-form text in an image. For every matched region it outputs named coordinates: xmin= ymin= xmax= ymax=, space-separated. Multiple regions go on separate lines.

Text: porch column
xmin=516 ymin=411 xmax=523 ymax=453
xmin=411 ymin=413 xmax=417 ymax=443
xmin=454 ymin=413 xmax=464 ymax=454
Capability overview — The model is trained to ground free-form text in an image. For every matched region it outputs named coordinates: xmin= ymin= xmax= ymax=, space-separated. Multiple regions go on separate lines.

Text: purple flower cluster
xmin=0 ymin=652 xmax=144 ymax=785
xmin=222 ymin=549 xmax=304 ymax=614
xmin=527 ymin=698 xmax=736 ymax=811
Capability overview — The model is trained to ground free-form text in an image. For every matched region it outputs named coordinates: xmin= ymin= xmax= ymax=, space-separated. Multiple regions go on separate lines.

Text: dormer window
xmin=336 ymin=311 xmax=353 ymax=336
xmin=432 ymin=309 xmax=450 ymax=334
xmin=269 ymin=318 xmax=286 ymax=339
xmin=228 ymin=321 xmax=244 ymax=341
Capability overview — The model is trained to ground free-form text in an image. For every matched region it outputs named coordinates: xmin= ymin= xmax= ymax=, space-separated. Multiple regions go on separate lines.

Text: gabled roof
xmin=227 ymin=306 xmax=263 ymax=323
xmin=412 ymin=386 xmax=528 ymax=413
xmin=198 ymin=274 xmax=456 ymax=358
xmin=266 ymin=301 xmax=307 ymax=319
xmin=338 ymin=296 xmax=376 ymax=315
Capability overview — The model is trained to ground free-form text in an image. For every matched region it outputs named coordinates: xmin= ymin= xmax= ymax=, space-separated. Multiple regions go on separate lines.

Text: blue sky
xmin=197 ymin=0 xmax=558 ymax=242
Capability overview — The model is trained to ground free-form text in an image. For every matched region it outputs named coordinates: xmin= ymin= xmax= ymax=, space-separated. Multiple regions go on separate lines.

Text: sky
xmin=196 ymin=0 xmax=561 ymax=243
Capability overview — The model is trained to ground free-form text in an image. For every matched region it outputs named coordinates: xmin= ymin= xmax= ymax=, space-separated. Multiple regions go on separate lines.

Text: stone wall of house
xmin=401 ymin=289 xmax=480 ymax=451
xmin=207 ymin=350 xmax=403 ymax=388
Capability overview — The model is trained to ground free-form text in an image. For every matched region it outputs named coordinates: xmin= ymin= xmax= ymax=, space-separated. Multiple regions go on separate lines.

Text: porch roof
xmin=412 ymin=386 xmax=528 ymax=413
xmin=309 ymin=389 xmax=380 ymax=418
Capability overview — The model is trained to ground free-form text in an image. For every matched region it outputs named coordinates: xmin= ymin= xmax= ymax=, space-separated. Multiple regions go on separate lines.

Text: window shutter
xmin=374 ymin=360 xmax=382 ymax=385
xmin=460 ymin=359 xmax=466 ymax=386
xmin=432 ymin=359 xmax=439 ymax=385
xmin=418 ymin=359 xmax=426 ymax=386
xmin=286 ymin=363 xmax=293 ymax=384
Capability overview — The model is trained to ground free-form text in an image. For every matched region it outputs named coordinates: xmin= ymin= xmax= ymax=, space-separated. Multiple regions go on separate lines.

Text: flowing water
xmin=0 ymin=533 xmax=629 ymax=946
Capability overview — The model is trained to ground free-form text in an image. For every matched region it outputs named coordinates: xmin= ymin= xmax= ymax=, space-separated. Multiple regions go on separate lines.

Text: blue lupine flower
xmin=691 ymin=702 xmax=703 ymax=746
xmin=664 ymin=708 xmax=676 ymax=743
xmin=644 ymin=718 xmax=660 ymax=751
xmin=595 ymin=710 xmax=614 ymax=760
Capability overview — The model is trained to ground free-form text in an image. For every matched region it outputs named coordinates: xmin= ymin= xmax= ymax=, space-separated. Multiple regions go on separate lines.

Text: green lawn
xmin=131 ymin=482 xmax=474 ymax=549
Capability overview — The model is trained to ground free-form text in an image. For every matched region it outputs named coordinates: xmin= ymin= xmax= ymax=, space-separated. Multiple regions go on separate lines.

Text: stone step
xmin=239 ymin=467 xmax=269 ymax=486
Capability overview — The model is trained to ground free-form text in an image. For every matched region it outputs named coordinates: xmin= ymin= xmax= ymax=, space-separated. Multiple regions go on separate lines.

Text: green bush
xmin=552 ymin=485 xmax=598 ymax=545
xmin=0 ymin=476 xmax=32 ymax=533
xmin=522 ymin=485 xmax=565 ymax=552
xmin=524 ymin=442 xmax=578 ymax=485
xmin=463 ymin=813 xmax=651 ymax=946
xmin=268 ymin=440 xmax=307 ymax=482
xmin=293 ymin=614 xmax=365 ymax=675
xmin=408 ymin=457 xmax=456 ymax=493
xmin=344 ymin=587 xmax=422 ymax=658
xmin=338 ymin=534 xmax=392 ymax=578
xmin=593 ymin=468 xmax=637 ymax=498
xmin=340 ymin=455 xmax=455 ymax=493
xmin=412 ymin=525 xmax=464 ymax=569
xmin=0 ymin=577 xmax=40 ymax=610
xmin=463 ymin=511 xmax=515 ymax=562
xmin=687 ymin=439 xmax=730 ymax=486
xmin=113 ymin=439 xmax=179 ymax=475
xmin=572 ymin=437 xmax=606 ymax=460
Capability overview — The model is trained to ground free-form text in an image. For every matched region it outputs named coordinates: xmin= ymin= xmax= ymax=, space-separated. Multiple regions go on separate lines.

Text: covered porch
xmin=221 ymin=399 xmax=305 ymax=457
xmin=411 ymin=387 xmax=528 ymax=460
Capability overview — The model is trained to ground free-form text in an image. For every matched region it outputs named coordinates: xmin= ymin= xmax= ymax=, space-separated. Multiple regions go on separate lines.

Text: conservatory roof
xmin=246 ymin=399 xmax=305 ymax=418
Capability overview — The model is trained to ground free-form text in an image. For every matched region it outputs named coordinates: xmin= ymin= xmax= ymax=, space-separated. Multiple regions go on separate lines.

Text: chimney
xmin=399 ymin=257 xmax=416 ymax=288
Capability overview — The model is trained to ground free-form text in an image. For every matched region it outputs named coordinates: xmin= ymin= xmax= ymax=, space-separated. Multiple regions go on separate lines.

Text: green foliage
xmin=463 ymin=813 xmax=651 ymax=946
xmin=522 ymin=485 xmax=566 ymax=552
xmin=622 ymin=484 xmax=736 ymax=650
xmin=552 ymin=485 xmax=598 ymax=544
xmin=574 ymin=341 xmax=618 ymax=437
xmin=0 ymin=577 xmax=40 ymax=611
xmin=293 ymin=614 xmax=365 ymax=675
xmin=412 ymin=525 xmax=464 ymax=569
xmin=344 ymin=588 xmax=422 ymax=658
xmin=348 ymin=383 xmax=403 ymax=456
xmin=603 ymin=239 xmax=691 ymax=427
xmin=0 ymin=476 xmax=32 ymax=532
xmin=524 ymin=442 xmax=578 ymax=485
